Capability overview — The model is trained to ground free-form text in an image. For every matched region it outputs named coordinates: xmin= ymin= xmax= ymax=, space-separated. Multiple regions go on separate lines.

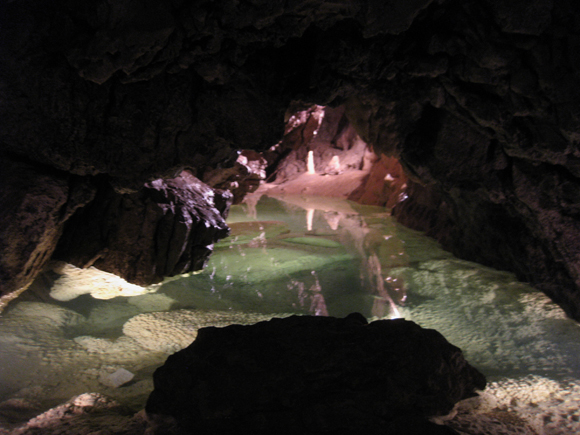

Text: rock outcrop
xmin=265 ymin=105 xmax=408 ymax=207
xmin=202 ymin=149 xmax=268 ymax=204
xmin=146 ymin=313 xmax=485 ymax=434
xmin=0 ymin=156 xmax=95 ymax=295
xmin=1 ymin=0 xmax=580 ymax=319
xmin=54 ymin=171 xmax=231 ymax=286
xmin=5 ymin=393 xmax=138 ymax=435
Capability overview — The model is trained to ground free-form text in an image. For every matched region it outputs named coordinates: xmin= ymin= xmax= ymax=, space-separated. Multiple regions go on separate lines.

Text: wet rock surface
xmin=146 ymin=313 xmax=485 ymax=434
xmin=4 ymin=393 xmax=139 ymax=435
xmin=267 ymin=105 xmax=408 ymax=207
xmin=1 ymin=0 xmax=580 ymax=319
xmin=203 ymin=149 xmax=268 ymax=204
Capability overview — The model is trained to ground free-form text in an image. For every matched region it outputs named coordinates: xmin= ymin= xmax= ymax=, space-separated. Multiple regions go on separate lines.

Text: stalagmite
xmin=307 ymin=150 xmax=316 ymax=174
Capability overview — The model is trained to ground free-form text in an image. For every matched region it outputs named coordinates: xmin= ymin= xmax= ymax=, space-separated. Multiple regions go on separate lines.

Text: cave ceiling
xmin=1 ymin=0 xmax=580 ymax=319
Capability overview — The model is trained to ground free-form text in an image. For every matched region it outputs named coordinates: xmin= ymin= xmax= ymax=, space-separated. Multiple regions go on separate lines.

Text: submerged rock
xmin=146 ymin=313 xmax=485 ymax=434
xmin=49 ymin=263 xmax=155 ymax=301
xmin=123 ymin=309 xmax=280 ymax=354
xmin=98 ymin=368 xmax=135 ymax=389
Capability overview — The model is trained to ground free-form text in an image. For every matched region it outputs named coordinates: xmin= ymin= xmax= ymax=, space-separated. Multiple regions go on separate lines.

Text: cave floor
xmin=1 ymin=193 xmax=580 ymax=434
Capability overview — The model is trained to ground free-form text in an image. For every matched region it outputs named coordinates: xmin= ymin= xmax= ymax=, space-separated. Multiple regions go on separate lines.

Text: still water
xmin=1 ymin=194 xmax=580 ymax=433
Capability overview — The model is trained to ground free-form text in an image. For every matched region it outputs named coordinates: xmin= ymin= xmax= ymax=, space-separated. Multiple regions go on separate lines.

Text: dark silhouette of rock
xmin=146 ymin=313 xmax=485 ymax=434
xmin=54 ymin=171 xmax=231 ymax=286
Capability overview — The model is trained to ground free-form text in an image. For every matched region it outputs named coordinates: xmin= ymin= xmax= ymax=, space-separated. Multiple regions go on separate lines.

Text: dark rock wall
xmin=0 ymin=156 xmax=95 ymax=294
xmin=1 ymin=0 xmax=580 ymax=317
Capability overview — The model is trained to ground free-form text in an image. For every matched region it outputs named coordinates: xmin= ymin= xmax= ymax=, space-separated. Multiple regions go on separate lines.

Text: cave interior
xmin=1 ymin=0 xmax=580 ymax=433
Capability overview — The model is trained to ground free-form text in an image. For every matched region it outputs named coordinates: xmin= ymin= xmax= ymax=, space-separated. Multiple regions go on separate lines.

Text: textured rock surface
xmin=5 ymin=393 xmax=138 ymax=435
xmin=266 ymin=105 xmax=408 ymax=206
xmin=0 ymin=156 xmax=94 ymax=295
xmin=1 ymin=0 xmax=580 ymax=318
xmin=122 ymin=309 xmax=279 ymax=354
xmin=146 ymin=313 xmax=485 ymax=434
xmin=203 ymin=149 xmax=268 ymax=204
xmin=54 ymin=171 xmax=231 ymax=286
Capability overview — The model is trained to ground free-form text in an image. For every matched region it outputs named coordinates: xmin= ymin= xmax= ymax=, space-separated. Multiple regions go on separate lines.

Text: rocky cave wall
xmin=1 ymin=0 xmax=580 ymax=318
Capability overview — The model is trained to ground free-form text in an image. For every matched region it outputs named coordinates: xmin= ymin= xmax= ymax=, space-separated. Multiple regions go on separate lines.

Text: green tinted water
xmin=171 ymin=195 xmax=580 ymax=380
xmin=1 ymin=194 xmax=579 ymax=433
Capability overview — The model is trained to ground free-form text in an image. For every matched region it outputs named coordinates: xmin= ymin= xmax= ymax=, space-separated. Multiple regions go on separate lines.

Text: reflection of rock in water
xmin=287 ymin=271 xmax=329 ymax=316
xmin=255 ymin=197 xmax=413 ymax=320
xmin=216 ymin=220 xmax=290 ymax=247
xmin=341 ymin=223 xmax=410 ymax=319
xmin=363 ymin=253 xmax=401 ymax=319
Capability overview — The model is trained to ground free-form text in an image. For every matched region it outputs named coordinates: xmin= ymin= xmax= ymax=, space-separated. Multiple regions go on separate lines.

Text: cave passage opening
xmin=2 ymin=106 xmax=580 ymax=435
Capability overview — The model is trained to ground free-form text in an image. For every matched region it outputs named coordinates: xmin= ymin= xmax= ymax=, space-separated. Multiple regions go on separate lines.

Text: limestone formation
xmin=6 ymin=393 xmax=138 ymax=435
xmin=146 ymin=313 xmax=485 ymax=434
xmin=49 ymin=263 xmax=155 ymax=301
xmin=201 ymin=149 xmax=269 ymax=204
xmin=122 ymin=309 xmax=281 ymax=354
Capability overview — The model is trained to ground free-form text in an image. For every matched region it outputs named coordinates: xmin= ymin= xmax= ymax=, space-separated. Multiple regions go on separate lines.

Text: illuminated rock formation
xmin=54 ymin=171 xmax=231 ymax=286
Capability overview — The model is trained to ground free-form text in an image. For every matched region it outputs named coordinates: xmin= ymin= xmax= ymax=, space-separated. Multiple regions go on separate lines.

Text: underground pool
xmin=1 ymin=194 xmax=579 ymax=434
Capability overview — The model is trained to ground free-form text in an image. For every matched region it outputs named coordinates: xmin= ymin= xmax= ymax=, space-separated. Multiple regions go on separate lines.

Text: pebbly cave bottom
xmin=3 ymin=195 xmax=580 ymax=434
xmin=7 ymin=313 xmax=485 ymax=435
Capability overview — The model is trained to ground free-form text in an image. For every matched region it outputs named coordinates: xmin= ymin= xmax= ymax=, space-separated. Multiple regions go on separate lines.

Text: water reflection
xmin=2 ymin=193 xmax=580 ymax=433
xmin=172 ymin=193 xmax=411 ymax=319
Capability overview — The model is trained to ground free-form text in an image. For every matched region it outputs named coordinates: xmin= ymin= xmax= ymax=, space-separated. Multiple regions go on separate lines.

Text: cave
xmin=1 ymin=0 xmax=580 ymax=433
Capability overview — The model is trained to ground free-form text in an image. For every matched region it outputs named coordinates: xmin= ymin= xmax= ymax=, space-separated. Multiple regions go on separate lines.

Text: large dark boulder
xmin=146 ymin=313 xmax=485 ymax=434
xmin=54 ymin=171 xmax=231 ymax=286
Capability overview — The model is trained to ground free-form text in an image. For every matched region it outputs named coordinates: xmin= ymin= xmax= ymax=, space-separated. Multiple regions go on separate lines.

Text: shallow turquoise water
xmin=169 ymin=195 xmax=580 ymax=381
xmin=1 ymin=193 xmax=580 ymax=433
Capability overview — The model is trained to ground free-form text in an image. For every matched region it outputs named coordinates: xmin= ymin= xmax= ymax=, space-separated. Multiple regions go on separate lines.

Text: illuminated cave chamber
xmin=234 ymin=104 xmax=409 ymax=209
xmin=2 ymin=0 xmax=580 ymax=325
xmin=2 ymin=0 xmax=580 ymax=432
